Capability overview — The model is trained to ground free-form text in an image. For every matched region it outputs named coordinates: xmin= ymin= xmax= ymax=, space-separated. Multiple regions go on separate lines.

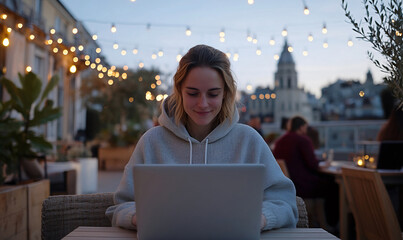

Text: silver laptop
xmin=133 ymin=164 xmax=265 ymax=240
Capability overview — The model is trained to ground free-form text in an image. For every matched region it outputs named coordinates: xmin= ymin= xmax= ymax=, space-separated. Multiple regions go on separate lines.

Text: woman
xmin=105 ymin=45 xmax=298 ymax=230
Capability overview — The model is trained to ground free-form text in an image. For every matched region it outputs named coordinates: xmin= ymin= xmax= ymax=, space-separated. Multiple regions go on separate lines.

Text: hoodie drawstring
xmin=187 ymin=138 xmax=209 ymax=164
xmin=204 ymin=138 xmax=209 ymax=164
xmin=187 ymin=138 xmax=193 ymax=164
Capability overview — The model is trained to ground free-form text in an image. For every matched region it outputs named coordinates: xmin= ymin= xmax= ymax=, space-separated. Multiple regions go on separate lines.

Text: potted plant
xmin=342 ymin=0 xmax=403 ymax=109
xmin=0 ymin=72 xmax=60 ymax=239
xmin=0 ymin=72 xmax=61 ymax=183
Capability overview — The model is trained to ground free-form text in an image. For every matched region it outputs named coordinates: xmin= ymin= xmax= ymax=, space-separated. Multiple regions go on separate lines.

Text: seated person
xmin=273 ymin=116 xmax=338 ymax=229
xmin=105 ymin=44 xmax=298 ymax=231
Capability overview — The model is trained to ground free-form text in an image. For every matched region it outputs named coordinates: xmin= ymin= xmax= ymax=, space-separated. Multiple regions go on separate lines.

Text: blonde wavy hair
xmin=166 ymin=44 xmax=237 ymax=126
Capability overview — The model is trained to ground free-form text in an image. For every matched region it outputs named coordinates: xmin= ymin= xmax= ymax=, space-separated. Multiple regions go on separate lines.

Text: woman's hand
xmin=132 ymin=214 xmax=137 ymax=226
xmin=261 ymin=214 xmax=266 ymax=230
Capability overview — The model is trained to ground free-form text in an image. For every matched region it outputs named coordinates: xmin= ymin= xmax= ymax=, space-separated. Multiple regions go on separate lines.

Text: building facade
xmin=320 ymin=70 xmax=385 ymax=120
xmin=0 ymin=0 xmax=103 ymax=142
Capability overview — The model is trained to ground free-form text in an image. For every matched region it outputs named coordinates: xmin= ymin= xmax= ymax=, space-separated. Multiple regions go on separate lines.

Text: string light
xmin=248 ymin=0 xmax=254 ymax=5
xmin=139 ymin=62 xmax=144 ymax=68
xmin=26 ymin=66 xmax=32 ymax=72
xmin=2 ymin=37 xmax=9 ymax=47
xmin=63 ymin=49 xmax=68 ymax=55
xmin=69 ymin=65 xmax=77 ymax=73
xmin=226 ymin=51 xmax=231 ymax=58
xmin=72 ymin=27 xmax=78 ymax=34
xmin=233 ymin=52 xmax=239 ymax=61
xmin=303 ymin=5 xmax=310 ymax=15
xmin=78 ymin=45 xmax=84 ymax=51
xmin=1 ymin=14 xmax=7 ymax=20
xmin=29 ymin=34 xmax=35 ymax=40
xmin=96 ymin=47 xmax=102 ymax=53
xmin=281 ymin=28 xmax=288 ymax=37
xmin=185 ymin=26 xmax=191 ymax=36
xmin=70 ymin=46 xmax=76 ymax=52
xmin=92 ymin=34 xmax=98 ymax=40
xmin=269 ymin=37 xmax=275 ymax=46
xmin=302 ymin=49 xmax=308 ymax=56
xmin=73 ymin=57 xmax=79 ymax=62
xmin=288 ymin=46 xmax=294 ymax=52
xmin=113 ymin=42 xmax=119 ymax=49
xmin=85 ymin=55 xmax=90 ymax=60
xmin=347 ymin=38 xmax=353 ymax=47
xmin=158 ymin=49 xmax=164 ymax=57
xmin=111 ymin=23 xmax=117 ymax=33
xmin=7 ymin=27 xmax=11 ymax=33
xmin=57 ymin=38 xmax=63 ymax=44
xmin=396 ymin=30 xmax=402 ymax=37
xmin=50 ymin=28 xmax=56 ymax=34
xmin=17 ymin=23 xmax=23 ymax=29
xmin=246 ymin=30 xmax=252 ymax=42
xmin=322 ymin=23 xmax=327 ymax=34
xmin=252 ymin=34 xmax=258 ymax=44
xmin=176 ymin=54 xmax=182 ymax=62
xmin=274 ymin=54 xmax=279 ymax=60
xmin=308 ymin=33 xmax=313 ymax=42
xmin=121 ymin=49 xmax=127 ymax=55
xmin=359 ymin=91 xmax=365 ymax=97
xmin=151 ymin=53 xmax=157 ymax=59
xmin=219 ymin=29 xmax=225 ymax=42
xmin=132 ymin=47 xmax=139 ymax=54
xmin=256 ymin=48 xmax=262 ymax=55
xmin=323 ymin=40 xmax=328 ymax=48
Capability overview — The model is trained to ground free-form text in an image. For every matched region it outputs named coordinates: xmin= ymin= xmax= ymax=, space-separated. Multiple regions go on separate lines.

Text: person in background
xmin=377 ymin=106 xmax=403 ymax=141
xmin=306 ymin=126 xmax=320 ymax=150
xmin=272 ymin=116 xmax=338 ymax=231
xmin=105 ymin=44 xmax=298 ymax=231
xmin=247 ymin=115 xmax=263 ymax=137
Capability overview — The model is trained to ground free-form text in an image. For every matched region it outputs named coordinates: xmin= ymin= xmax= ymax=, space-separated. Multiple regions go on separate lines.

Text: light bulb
xmin=282 ymin=28 xmax=288 ymax=37
xmin=111 ymin=23 xmax=117 ymax=33
xmin=2 ymin=37 xmax=9 ymax=47
xmin=185 ymin=26 xmax=191 ymax=36
xmin=303 ymin=6 xmax=309 ymax=15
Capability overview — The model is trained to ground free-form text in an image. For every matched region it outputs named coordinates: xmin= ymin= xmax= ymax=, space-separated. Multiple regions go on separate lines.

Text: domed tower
xmin=274 ymin=40 xmax=313 ymax=123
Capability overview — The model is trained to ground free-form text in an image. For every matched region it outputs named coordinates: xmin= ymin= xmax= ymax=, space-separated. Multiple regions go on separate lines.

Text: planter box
xmin=0 ymin=179 xmax=50 ymax=240
xmin=98 ymin=145 xmax=135 ymax=171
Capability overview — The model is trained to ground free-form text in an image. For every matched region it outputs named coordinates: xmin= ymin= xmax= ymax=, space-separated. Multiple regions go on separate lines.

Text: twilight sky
xmin=60 ymin=0 xmax=386 ymax=97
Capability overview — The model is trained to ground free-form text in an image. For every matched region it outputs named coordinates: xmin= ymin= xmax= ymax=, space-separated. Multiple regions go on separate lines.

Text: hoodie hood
xmin=158 ymin=98 xmax=239 ymax=144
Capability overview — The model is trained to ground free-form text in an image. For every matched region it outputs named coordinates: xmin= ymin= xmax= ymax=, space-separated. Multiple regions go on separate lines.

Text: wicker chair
xmin=41 ymin=193 xmax=309 ymax=239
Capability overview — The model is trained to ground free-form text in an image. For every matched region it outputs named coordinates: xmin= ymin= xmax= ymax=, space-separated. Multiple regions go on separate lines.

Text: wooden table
xmin=319 ymin=161 xmax=403 ymax=240
xmin=63 ymin=227 xmax=339 ymax=239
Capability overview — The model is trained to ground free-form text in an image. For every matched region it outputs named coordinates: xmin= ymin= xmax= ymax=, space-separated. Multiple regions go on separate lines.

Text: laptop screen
xmin=133 ymin=164 xmax=265 ymax=240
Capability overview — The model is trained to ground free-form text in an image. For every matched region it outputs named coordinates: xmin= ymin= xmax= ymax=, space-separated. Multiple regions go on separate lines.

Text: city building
xmin=0 ymin=0 xmax=104 ymax=141
xmin=245 ymin=40 xmax=316 ymax=125
xmin=320 ymin=70 xmax=385 ymax=120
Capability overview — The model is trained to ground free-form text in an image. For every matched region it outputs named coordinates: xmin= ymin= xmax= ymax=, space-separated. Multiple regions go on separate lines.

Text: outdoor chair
xmin=41 ymin=193 xmax=308 ymax=240
xmin=341 ymin=166 xmax=402 ymax=240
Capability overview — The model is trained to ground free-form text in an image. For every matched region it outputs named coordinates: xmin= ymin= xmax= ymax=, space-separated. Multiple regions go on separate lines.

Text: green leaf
xmin=18 ymin=72 xmax=42 ymax=111
xmin=28 ymin=133 xmax=53 ymax=152
xmin=39 ymin=75 xmax=59 ymax=106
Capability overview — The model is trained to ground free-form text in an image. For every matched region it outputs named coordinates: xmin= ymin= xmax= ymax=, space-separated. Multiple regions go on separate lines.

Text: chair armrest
xmin=41 ymin=192 xmax=114 ymax=240
xmin=296 ymin=196 xmax=309 ymax=228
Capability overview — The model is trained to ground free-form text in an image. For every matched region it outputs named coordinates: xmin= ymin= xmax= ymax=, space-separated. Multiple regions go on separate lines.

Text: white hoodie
xmin=105 ymin=100 xmax=298 ymax=230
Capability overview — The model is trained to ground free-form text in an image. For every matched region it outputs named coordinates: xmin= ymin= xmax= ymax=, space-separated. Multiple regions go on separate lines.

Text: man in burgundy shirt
xmin=273 ymin=116 xmax=339 ymax=228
